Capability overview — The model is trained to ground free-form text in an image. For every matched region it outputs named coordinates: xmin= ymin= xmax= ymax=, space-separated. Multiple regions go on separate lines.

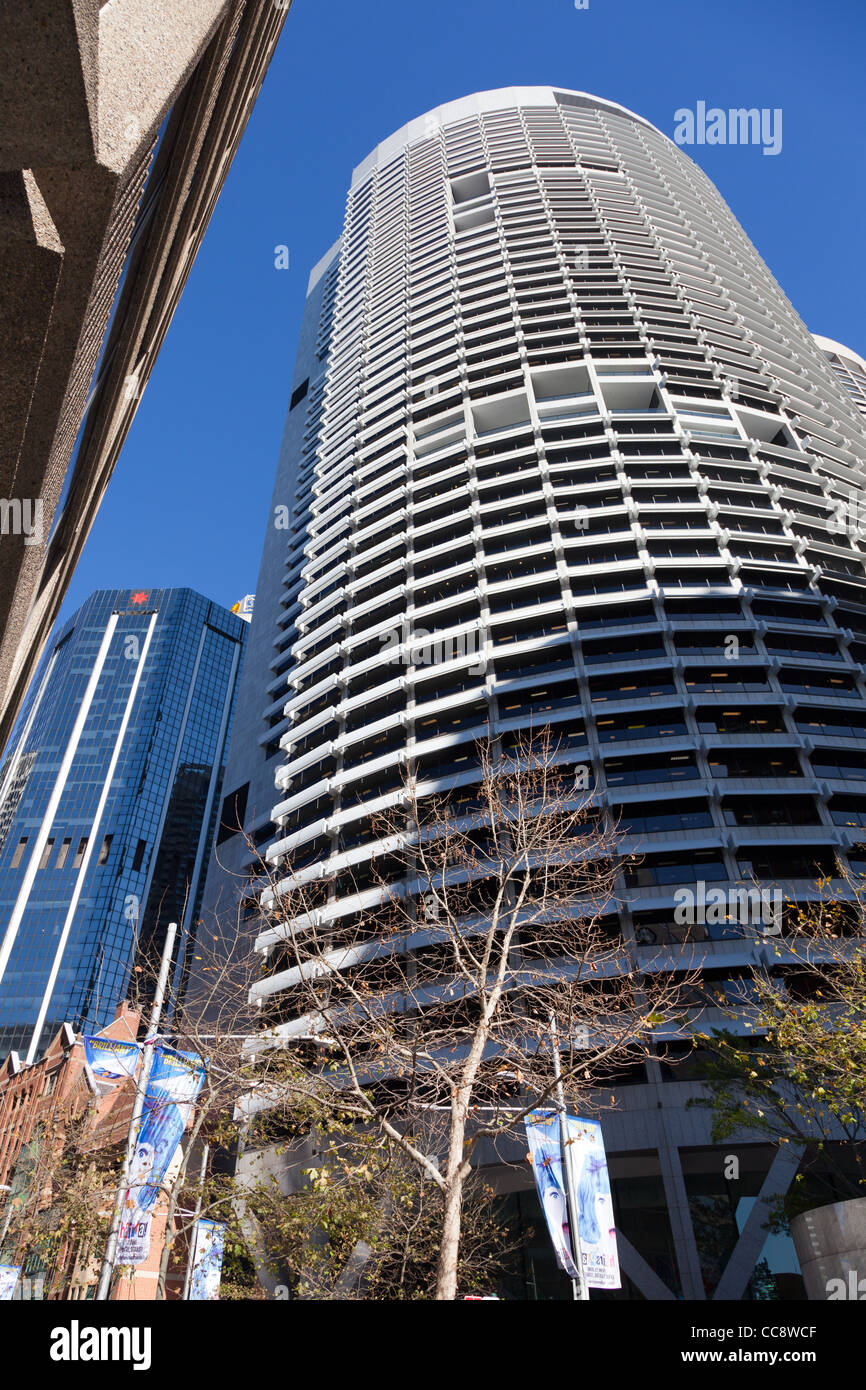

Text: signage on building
xmin=230 ymin=594 xmax=255 ymax=622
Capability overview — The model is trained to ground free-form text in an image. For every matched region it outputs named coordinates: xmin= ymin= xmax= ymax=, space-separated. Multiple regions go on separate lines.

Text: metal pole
xmin=181 ymin=1142 xmax=210 ymax=1300
xmin=0 ymin=1185 xmax=13 ymax=1253
xmin=549 ymin=1012 xmax=589 ymax=1301
xmin=95 ymin=921 xmax=178 ymax=1300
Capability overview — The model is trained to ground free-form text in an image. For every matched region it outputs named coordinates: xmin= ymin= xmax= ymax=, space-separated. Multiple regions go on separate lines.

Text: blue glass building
xmin=0 ymin=588 xmax=245 ymax=1061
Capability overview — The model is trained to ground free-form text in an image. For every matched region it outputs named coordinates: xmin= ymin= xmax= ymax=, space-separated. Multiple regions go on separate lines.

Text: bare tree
xmin=243 ymin=729 xmax=699 ymax=1300
xmin=130 ymin=919 xmax=275 ymax=1300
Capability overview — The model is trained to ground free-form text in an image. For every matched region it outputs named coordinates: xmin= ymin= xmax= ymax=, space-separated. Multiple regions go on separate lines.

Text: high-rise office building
xmin=813 ymin=336 xmax=866 ymax=421
xmin=0 ymin=587 xmax=245 ymax=1063
xmin=204 ymin=88 xmax=866 ymax=1299
xmin=0 ymin=1 xmax=289 ymax=757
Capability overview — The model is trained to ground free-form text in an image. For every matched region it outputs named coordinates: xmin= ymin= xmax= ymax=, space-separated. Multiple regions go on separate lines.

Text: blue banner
xmin=117 ymin=1046 xmax=206 ymax=1266
xmin=524 ymin=1110 xmax=579 ymax=1279
xmin=84 ymin=1035 xmax=140 ymax=1084
xmin=188 ymin=1220 xmax=225 ymax=1300
xmin=0 ymin=1265 xmax=20 ymax=1300
xmin=564 ymin=1116 xmax=620 ymax=1290
xmin=524 ymin=1110 xmax=620 ymax=1289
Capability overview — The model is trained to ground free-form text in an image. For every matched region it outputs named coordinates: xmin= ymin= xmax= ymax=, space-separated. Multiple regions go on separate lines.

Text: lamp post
xmin=181 ymin=1143 xmax=210 ymax=1300
xmin=95 ymin=921 xmax=177 ymax=1300
xmin=0 ymin=1184 xmax=13 ymax=1253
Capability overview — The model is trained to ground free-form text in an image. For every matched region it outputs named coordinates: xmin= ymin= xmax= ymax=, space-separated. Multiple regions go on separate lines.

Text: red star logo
xmin=130 ymin=590 xmax=149 ymax=605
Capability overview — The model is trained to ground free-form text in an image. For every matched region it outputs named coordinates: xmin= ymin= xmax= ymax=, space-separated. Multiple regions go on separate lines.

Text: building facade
xmin=0 ymin=588 xmax=245 ymax=1064
xmin=204 ymin=88 xmax=866 ymax=1299
xmin=0 ymin=0 xmax=289 ymax=756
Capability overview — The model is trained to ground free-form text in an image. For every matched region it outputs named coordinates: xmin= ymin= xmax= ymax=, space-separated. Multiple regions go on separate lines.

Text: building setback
xmin=203 ymin=88 xmax=866 ymax=1299
xmin=813 ymin=336 xmax=866 ymax=423
xmin=0 ymin=587 xmax=245 ymax=1063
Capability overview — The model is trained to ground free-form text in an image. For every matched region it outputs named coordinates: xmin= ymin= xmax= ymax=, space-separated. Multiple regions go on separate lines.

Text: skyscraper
xmin=0 ymin=1 xmax=288 ymax=757
xmin=0 ymin=588 xmax=245 ymax=1063
xmin=204 ymin=88 xmax=866 ymax=1298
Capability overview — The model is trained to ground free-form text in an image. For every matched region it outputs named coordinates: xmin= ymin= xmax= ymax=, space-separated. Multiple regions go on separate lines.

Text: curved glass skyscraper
xmin=205 ymin=88 xmax=866 ymax=1298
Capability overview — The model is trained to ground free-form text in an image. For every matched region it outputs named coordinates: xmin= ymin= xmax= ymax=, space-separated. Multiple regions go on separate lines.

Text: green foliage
xmin=226 ymin=1118 xmax=514 ymax=1300
xmin=692 ymin=900 xmax=866 ymax=1217
xmin=217 ymin=1241 xmax=267 ymax=1301
xmin=747 ymin=1257 xmax=779 ymax=1300
xmin=2 ymin=1110 xmax=117 ymax=1292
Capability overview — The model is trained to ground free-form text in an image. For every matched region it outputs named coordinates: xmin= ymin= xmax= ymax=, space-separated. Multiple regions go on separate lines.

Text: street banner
xmin=116 ymin=1046 xmax=206 ymax=1266
xmin=84 ymin=1035 xmax=140 ymax=1084
xmin=524 ymin=1110 xmax=580 ymax=1279
xmin=0 ymin=1265 xmax=20 ymax=1300
xmin=188 ymin=1219 xmax=225 ymax=1300
xmin=524 ymin=1110 xmax=621 ymax=1289
xmin=564 ymin=1116 xmax=621 ymax=1290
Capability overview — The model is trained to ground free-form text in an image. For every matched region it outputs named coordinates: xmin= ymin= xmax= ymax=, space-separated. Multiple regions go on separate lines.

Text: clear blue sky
xmin=60 ymin=0 xmax=866 ymax=622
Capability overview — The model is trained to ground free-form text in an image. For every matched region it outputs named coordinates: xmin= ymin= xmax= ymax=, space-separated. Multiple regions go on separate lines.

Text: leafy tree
xmin=230 ymin=1112 xmax=515 ymax=1299
xmin=694 ymin=883 xmax=866 ymax=1222
xmin=1 ymin=1107 xmax=119 ymax=1298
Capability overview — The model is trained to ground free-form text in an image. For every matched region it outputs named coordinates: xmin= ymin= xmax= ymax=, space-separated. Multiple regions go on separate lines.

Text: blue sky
xmin=60 ymin=0 xmax=866 ymax=623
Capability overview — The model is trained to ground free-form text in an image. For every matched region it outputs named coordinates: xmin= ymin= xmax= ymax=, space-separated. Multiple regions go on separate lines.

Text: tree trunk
xmin=155 ymin=1178 xmax=182 ymax=1300
xmin=435 ymin=1172 xmax=465 ymax=1300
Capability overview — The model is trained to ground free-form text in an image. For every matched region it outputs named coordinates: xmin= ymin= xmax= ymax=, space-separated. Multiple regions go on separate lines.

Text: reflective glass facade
xmin=0 ymin=588 xmax=245 ymax=1061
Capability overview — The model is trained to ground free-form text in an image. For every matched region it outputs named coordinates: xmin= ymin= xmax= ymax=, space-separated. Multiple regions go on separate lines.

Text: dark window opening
xmin=218 ymin=782 xmax=250 ymax=845
xmin=290 ymin=377 xmax=310 ymax=411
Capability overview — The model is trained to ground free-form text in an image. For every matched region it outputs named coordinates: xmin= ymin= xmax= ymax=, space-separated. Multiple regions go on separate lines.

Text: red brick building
xmin=0 ymin=1002 xmax=183 ymax=1299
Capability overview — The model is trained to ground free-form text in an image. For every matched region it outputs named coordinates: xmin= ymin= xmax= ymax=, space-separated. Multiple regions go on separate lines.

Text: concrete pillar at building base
xmin=791 ymin=1197 xmax=866 ymax=1300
